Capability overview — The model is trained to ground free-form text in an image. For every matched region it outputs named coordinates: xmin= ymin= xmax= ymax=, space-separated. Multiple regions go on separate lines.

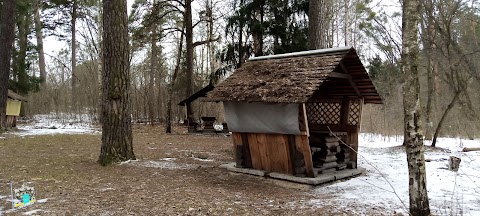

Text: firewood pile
xmin=310 ymin=135 xmax=356 ymax=174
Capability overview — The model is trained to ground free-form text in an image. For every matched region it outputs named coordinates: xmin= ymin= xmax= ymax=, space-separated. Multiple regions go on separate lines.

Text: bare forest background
xmin=6 ymin=0 xmax=480 ymax=140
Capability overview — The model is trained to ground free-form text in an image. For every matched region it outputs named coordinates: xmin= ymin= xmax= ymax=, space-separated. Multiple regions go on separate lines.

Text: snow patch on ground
xmin=12 ymin=113 xmax=99 ymax=136
xmin=98 ymin=188 xmax=115 ymax=192
xmin=192 ymin=157 xmax=214 ymax=162
xmin=123 ymin=159 xmax=195 ymax=170
xmin=309 ymin=133 xmax=480 ymax=215
xmin=118 ymin=159 xmax=138 ymax=165
xmin=36 ymin=198 xmax=48 ymax=203
xmin=23 ymin=209 xmax=44 ymax=215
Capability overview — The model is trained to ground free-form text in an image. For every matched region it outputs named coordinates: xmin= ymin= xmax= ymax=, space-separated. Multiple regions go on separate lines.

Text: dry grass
xmin=0 ymin=125 xmax=384 ymax=215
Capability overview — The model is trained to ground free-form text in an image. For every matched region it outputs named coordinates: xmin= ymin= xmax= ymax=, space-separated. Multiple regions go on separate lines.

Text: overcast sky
xmin=42 ymin=0 xmax=135 ymax=63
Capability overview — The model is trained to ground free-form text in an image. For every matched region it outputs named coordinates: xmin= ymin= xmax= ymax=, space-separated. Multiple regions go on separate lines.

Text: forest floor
xmin=0 ymin=117 xmax=479 ymax=215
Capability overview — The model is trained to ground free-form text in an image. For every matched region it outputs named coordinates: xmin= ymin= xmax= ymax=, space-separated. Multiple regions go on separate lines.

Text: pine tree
xmin=0 ymin=0 xmax=17 ymax=129
xmin=98 ymin=0 xmax=135 ymax=166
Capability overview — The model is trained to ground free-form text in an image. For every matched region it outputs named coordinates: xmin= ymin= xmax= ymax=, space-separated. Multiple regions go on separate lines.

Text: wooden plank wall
xmin=6 ymin=116 xmax=15 ymax=128
xmin=247 ymin=133 xmax=293 ymax=174
xmin=232 ymin=132 xmax=315 ymax=177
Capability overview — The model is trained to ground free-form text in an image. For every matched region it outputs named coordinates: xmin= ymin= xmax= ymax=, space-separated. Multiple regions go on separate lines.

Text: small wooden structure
xmin=6 ymin=90 xmax=27 ymax=128
xmin=178 ymin=83 xmax=218 ymax=132
xmin=206 ymin=47 xmax=382 ymax=178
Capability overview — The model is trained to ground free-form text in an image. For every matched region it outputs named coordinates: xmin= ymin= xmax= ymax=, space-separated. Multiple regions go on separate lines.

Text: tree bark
xmin=402 ymin=0 xmax=431 ymax=215
xmin=0 ymin=0 xmax=17 ymax=129
xmin=308 ymin=0 xmax=326 ymax=49
xmin=463 ymin=147 xmax=480 ymax=152
xmin=16 ymin=11 xmax=31 ymax=95
xmin=166 ymin=28 xmax=184 ymax=134
xmin=34 ymin=0 xmax=47 ymax=87
xmin=252 ymin=2 xmax=264 ymax=56
xmin=237 ymin=0 xmax=245 ymax=68
xmin=207 ymin=0 xmax=215 ymax=77
xmin=71 ymin=0 xmax=78 ymax=110
xmin=148 ymin=17 xmax=157 ymax=126
xmin=422 ymin=0 xmax=436 ymax=141
xmin=98 ymin=0 xmax=135 ymax=166
xmin=431 ymin=91 xmax=460 ymax=147
xmin=185 ymin=0 xmax=194 ymax=120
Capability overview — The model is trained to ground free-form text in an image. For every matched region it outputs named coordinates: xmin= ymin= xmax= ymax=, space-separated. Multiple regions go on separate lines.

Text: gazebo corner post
xmin=232 ymin=132 xmax=252 ymax=168
xmin=292 ymin=135 xmax=315 ymax=177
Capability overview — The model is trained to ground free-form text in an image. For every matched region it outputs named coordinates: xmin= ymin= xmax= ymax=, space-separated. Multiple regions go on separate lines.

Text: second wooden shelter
xmin=6 ymin=90 xmax=27 ymax=128
xmin=206 ymin=47 xmax=382 ymax=178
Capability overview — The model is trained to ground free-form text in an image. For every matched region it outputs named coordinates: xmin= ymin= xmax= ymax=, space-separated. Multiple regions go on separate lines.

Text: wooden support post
xmin=302 ymin=103 xmax=310 ymax=137
xmin=349 ymin=129 xmax=359 ymax=167
xmin=340 ymin=97 xmax=350 ymax=127
xmin=288 ymin=135 xmax=304 ymax=176
xmin=241 ymin=133 xmax=252 ymax=168
xmin=232 ymin=132 xmax=252 ymax=168
xmin=294 ymin=135 xmax=315 ymax=177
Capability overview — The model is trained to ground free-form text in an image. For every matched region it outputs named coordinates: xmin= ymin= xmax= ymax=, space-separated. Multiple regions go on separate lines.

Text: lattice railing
xmin=306 ymin=102 xmax=341 ymax=125
xmin=348 ymin=99 xmax=362 ymax=126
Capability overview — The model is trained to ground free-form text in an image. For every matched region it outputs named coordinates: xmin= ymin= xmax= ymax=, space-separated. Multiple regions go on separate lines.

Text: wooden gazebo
xmin=178 ymin=83 xmax=217 ymax=132
xmin=206 ymin=47 xmax=382 ymax=178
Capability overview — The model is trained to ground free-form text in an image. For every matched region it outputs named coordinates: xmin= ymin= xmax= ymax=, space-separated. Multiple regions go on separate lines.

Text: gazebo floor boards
xmin=220 ymin=162 xmax=365 ymax=186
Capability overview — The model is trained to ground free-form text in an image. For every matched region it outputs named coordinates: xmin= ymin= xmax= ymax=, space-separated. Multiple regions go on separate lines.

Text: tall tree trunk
xmin=97 ymin=3 xmax=103 ymax=124
xmin=149 ymin=23 xmax=157 ymax=126
xmin=252 ymin=2 xmax=264 ymax=56
xmin=432 ymin=90 xmax=460 ymax=147
xmin=208 ymin=0 xmax=215 ymax=77
xmin=71 ymin=0 xmax=78 ymax=111
xmin=343 ymin=0 xmax=349 ymax=46
xmin=308 ymin=0 xmax=325 ymax=49
xmin=0 ymin=0 xmax=17 ymax=129
xmin=98 ymin=0 xmax=135 ymax=166
xmin=147 ymin=0 xmax=158 ymax=126
xmin=34 ymin=0 xmax=47 ymax=87
xmin=185 ymin=0 xmax=194 ymax=120
xmin=166 ymin=29 xmax=184 ymax=134
xmin=237 ymin=0 xmax=245 ymax=68
xmin=16 ymin=11 xmax=30 ymax=95
xmin=156 ymin=52 xmax=163 ymax=123
xmin=402 ymin=0 xmax=431 ymax=215
xmin=422 ymin=0 xmax=435 ymax=141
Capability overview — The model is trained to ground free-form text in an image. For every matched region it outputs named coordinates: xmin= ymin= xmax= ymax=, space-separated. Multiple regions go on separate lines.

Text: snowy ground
xmin=311 ymin=134 xmax=480 ymax=215
xmin=13 ymin=113 xmax=99 ymax=136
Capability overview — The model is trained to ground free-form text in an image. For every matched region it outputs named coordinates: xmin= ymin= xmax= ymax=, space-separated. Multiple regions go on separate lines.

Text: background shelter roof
xmin=7 ymin=90 xmax=27 ymax=102
xmin=205 ymin=47 xmax=382 ymax=104
xmin=178 ymin=83 xmax=215 ymax=106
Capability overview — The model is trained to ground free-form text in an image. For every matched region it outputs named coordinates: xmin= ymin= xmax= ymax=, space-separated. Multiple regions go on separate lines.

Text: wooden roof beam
xmin=332 ymin=63 xmax=362 ymax=97
xmin=328 ymin=72 xmax=350 ymax=79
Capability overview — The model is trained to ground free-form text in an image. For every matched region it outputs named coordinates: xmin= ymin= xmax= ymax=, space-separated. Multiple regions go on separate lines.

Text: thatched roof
xmin=205 ymin=47 xmax=382 ymax=104
xmin=8 ymin=90 xmax=27 ymax=101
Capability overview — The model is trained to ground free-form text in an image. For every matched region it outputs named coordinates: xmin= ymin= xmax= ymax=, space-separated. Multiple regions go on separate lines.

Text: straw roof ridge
xmin=205 ymin=47 xmax=381 ymax=104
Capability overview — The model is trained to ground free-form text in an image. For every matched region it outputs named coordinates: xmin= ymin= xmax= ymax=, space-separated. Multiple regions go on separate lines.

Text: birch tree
xmin=402 ymin=0 xmax=430 ymax=214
